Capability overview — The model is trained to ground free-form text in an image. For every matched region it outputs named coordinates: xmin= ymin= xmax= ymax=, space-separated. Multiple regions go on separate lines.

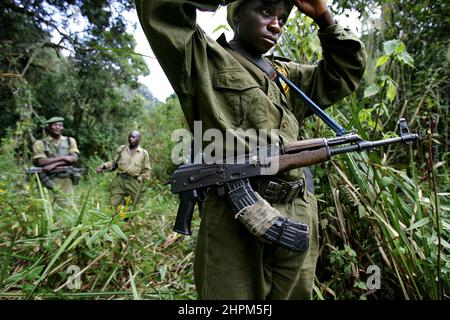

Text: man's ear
xmin=234 ymin=11 xmax=245 ymax=34
xmin=234 ymin=14 xmax=241 ymax=27
xmin=236 ymin=9 xmax=242 ymax=22
xmin=234 ymin=5 xmax=244 ymax=26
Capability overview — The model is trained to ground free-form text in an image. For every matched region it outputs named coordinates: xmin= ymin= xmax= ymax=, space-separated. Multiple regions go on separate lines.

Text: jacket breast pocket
xmin=213 ymin=71 xmax=269 ymax=128
xmin=118 ymin=157 xmax=128 ymax=169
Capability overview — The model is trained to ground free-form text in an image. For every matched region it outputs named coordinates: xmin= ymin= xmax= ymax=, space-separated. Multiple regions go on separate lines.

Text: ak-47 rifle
xmin=26 ymin=166 xmax=87 ymax=189
xmin=168 ymin=68 xmax=418 ymax=252
xmin=170 ymin=118 xmax=418 ymax=236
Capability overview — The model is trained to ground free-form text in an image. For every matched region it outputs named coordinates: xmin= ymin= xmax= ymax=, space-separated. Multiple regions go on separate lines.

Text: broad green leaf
xmin=355 ymin=281 xmax=368 ymax=290
xmin=358 ymin=205 xmax=368 ymax=218
xmin=386 ymin=80 xmax=397 ymax=102
xmin=6 ymin=273 xmax=25 ymax=282
xmin=363 ymin=84 xmax=380 ymax=98
xmin=395 ymin=42 xmax=406 ymax=54
xmin=376 ymin=55 xmax=390 ymax=68
xmin=397 ymin=51 xmax=415 ymax=67
xmin=383 ymin=39 xmax=401 ymax=56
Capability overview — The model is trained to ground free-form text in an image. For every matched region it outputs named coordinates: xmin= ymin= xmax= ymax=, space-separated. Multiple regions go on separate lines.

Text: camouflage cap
xmin=227 ymin=0 xmax=294 ymax=31
xmin=46 ymin=116 xmax=64 ymax=124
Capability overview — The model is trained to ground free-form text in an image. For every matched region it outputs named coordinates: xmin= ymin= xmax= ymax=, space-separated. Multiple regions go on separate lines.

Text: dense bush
xmin=0 ymin=1 xmax=448 ymax=300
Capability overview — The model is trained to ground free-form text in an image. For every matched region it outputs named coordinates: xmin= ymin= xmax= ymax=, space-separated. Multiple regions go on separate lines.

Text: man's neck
xmin=228 ymin=39 xmax=263 ymax=61
xmin=228 ymin=39 xmax=277 ymax=80
xmin=49 ymin=134 xmax=62 ymax=140
xmin=129 ymin=144 xmax=139 ymax=150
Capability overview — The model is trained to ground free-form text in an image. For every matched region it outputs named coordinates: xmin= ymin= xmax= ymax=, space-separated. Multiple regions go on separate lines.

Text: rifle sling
xmin=227 ymin=41 xmax=346 ymax=135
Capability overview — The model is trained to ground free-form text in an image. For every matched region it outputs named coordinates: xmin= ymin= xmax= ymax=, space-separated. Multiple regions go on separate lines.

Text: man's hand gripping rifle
xmin=169 ymin=118 xmax=417 ymax=252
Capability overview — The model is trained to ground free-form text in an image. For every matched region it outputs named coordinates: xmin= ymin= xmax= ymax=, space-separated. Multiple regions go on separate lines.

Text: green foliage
xmin=0 ymin=0 xmax=448 ymax=301
xmin=0 ymin=132 xmax=197 ymax=299
xmin=138 ymin=84 xmax=162 ymax=110
xmin=0 ymin=0 xmax=150 ymax=164
xmin=277 ymin=11 xmax=322 ymax=63
xmin=140 ymin=96 xmax=188 ymax=183
xmin=277 ymin=3 xmax=449 ymax=300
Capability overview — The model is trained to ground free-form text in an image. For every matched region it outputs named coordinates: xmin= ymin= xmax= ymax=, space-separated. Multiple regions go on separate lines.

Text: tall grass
xmin=0 ymin=138 xmax=198 ymax=299
xmin=311 ymin=94 xmax=449 ymax=300
xmin=278 ymin=16 xmax=449 ymax=299
xmin=1 ymin=48 xmax=448 ymax=299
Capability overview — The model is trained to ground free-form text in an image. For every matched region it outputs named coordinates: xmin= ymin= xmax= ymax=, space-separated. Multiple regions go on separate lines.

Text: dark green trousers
xmin=194 ymin=188 xmax=319 ymax=300
xmin=52 ymin=177 xmax=75 ymax=209
xmin=110 ymin=174 xmax=141 ymax=209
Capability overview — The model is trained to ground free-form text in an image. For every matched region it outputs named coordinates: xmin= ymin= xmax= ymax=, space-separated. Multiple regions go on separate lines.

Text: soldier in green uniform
xmin=96 ymin=131 xmax=151 ymax=215
xmin=32 ymin=116 xmax=80 ymax=208
xmin=136 ymin=0 xmax=366 ymax=299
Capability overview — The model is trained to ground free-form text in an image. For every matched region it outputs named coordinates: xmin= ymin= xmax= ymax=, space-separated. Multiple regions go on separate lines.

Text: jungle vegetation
xmin=0 ymin=0 xmax=448 ymax=300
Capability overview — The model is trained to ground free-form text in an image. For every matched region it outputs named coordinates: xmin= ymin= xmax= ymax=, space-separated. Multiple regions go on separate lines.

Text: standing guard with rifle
xmin=137 ymin=0 xmax=368 ymax=300
xmin=137 ymin=0 xmax=387 ymax=300
xmin=31 ymin=116 xmax=82 ymax=208
xmin=171 ymin=118 xmax=417 ymax=248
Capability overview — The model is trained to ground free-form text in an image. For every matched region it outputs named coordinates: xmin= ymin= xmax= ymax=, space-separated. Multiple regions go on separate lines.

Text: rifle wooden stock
xmin=277 ymin=147 xmax=331 ymax=173
xmin=282 ymin=138 xmax=327 ymax=154
xmin=27 ymin=166 xmax=61 ymax=173
xmin=26 ymin=166 xmax=86 ymax=174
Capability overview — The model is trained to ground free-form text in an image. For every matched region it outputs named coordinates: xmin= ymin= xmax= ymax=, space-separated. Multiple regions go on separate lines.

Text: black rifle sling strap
xmin=43 ymin=138 xmax=50 ymax=158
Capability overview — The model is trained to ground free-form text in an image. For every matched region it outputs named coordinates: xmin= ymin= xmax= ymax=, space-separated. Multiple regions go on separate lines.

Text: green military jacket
xmin=137 ymin=0 xmax=366 ymax=180
xmin=33 ymin=135 xmax=79 ymax=160
xmin=102 ymin=145 xmax=151 ymax=181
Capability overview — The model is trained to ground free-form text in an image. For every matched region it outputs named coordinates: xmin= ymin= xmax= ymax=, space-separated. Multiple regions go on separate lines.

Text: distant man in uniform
xmin=96 ymin=131 xmax=151 ymax=215
xmin=32 ymin=116 xmax=80 ymax=208
xmin=137 ymin=0 xmax=366 ymax=299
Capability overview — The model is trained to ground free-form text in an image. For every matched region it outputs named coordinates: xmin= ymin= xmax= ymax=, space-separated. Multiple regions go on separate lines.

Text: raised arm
xmin=292 ymin=0 xmax=334 ymax=30
xmin=276 ymin=0 xmax=367 ymax=119
xmin=135 ymin=0 xmax=227 ymax=96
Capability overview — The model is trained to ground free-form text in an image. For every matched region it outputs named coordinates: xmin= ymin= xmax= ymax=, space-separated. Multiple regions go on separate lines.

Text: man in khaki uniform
xmin=137 ymin=0 xmax=366 ymax=299
xmin=32 ymin=116 xmax=80 ymax=208
xmin=97 ymin=131 xmax=151 ymax=214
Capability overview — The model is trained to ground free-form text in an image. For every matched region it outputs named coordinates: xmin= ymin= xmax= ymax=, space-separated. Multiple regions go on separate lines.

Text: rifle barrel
xmin=25 ymin=166 xmax=87 ymax=174
xmin=330 ymin=134 xmax=418 ymax=156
